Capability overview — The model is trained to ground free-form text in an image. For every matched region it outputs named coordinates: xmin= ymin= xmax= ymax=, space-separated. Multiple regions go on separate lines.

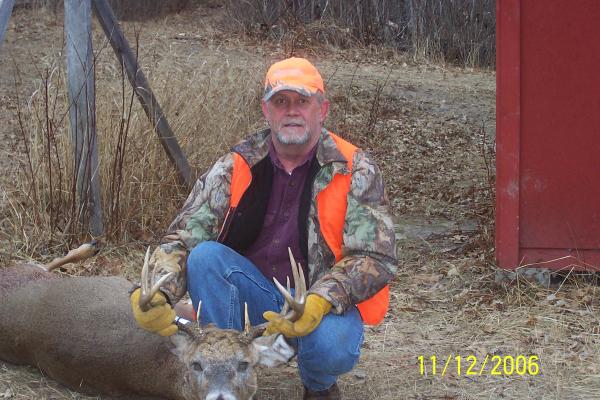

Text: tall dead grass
xmin=407 ymin=0 xmax=495 ymax=68
xmin=224 ymin=0 xmax=496 ymax=68
xmin=2 ymin=34 xmax=264 ymax=255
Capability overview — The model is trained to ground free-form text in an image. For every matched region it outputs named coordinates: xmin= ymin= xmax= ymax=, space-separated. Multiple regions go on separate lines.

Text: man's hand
xmin=145 ymin=244 xmax=188 ymax=302
xmin=130 ymin=288 xmax=178 ymax=336
xmin=263 ymin=294 xmax=332 ymax=337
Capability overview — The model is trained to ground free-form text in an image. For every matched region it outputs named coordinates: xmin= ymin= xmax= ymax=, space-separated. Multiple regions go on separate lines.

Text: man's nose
xmin=285 ymin=102 xmax=301 ymax=115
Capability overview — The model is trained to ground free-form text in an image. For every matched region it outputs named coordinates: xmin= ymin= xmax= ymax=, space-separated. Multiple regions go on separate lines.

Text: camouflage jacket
xmin=159 ymin=128 xmax=397 ymax=314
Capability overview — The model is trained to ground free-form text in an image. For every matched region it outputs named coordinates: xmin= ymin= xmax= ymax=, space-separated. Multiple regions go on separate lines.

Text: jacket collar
xmin=231 ymin=128 xmax=348 ymax=169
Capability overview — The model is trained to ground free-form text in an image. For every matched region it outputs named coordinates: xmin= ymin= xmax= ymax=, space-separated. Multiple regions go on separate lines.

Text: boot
xmin=303 ymin=383 xmax=341 ymax=400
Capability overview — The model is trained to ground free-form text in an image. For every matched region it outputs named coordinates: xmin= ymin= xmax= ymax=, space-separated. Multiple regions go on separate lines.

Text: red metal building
xmin=496 ymin=0 xmax=600 ymax=271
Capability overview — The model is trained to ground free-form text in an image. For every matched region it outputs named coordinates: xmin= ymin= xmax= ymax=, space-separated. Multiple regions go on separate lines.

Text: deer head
xmin=138 ymin=246 xmax=305 ymax=400
xmin=167 ymin=321 xmax=292 ymax=400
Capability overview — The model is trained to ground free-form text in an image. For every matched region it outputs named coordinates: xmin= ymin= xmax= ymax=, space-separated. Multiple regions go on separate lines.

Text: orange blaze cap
xmin=263 ymin=57 xmax=324 ymax=101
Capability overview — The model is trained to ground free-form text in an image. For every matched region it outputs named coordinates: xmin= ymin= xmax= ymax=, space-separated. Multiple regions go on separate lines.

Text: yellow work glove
xmin=130 ymin=288 xmax=178 ymax=337
xmin=263 ymin=294 xmax=332 ymax=337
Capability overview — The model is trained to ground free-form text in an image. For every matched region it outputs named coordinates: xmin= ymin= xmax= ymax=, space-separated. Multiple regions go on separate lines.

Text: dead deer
xmin=0 ymin=244 xmax=304 ymax=400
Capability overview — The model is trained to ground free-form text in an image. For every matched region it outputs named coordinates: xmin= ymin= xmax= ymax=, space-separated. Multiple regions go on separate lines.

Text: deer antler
xmin=139 ymin=247 xmax=175 ymax=312
xmin=272 ymin=248 xmax=307 ymax=323
xmin=242 ymin=248 xmax=307 ymax=338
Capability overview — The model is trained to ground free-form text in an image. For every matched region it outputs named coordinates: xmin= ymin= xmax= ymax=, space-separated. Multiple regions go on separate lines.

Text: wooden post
xmin=65 ymin=0 xmax=104 ymax=236
xmin=0 ymin=0 xmax=15 ymax=48
xmin=92 ymin=0 xmax=193 ymax=188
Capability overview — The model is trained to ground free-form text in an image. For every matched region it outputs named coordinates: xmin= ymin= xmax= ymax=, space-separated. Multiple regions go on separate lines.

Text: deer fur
xmin=0 ymin=247 xmax=294 ymax=400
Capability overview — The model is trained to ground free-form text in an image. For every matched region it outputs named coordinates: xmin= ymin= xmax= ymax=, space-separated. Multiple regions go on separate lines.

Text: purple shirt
xmin=242 ymin=141 xmax=316 ymax=287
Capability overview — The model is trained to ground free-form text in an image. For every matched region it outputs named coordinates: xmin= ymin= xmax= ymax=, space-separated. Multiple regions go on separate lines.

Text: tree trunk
xmin=0 ymin=0 xmax=16 ymax=48
xmin=65 ymin=0 xmax=104 ymax=237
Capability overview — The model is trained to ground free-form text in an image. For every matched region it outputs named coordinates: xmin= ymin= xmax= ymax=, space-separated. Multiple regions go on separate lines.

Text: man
xmin=130 ymin=57 xmax=397 ymax=399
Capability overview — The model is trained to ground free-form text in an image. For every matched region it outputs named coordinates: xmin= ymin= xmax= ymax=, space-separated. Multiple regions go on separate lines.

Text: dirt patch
xmin=2 ymin=4 xmax=600 ymax=400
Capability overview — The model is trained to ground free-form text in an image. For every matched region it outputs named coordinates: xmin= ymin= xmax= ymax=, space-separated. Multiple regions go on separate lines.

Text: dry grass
xmin=1 ymin=9 xmax=265 ymax=252
xmin=1 ymin=4 xmax=600 ymax=400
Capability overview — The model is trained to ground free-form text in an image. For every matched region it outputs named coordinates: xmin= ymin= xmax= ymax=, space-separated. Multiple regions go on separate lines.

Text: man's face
xmin=262 ymin=90 xmax=329 ymax=147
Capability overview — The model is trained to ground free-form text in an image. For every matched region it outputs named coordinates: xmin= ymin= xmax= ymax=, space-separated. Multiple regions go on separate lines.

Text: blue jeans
xmin=187 ymin=241 xmax=364 ymax=391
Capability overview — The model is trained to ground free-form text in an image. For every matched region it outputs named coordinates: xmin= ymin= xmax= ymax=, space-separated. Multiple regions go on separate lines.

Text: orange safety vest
xmin=227 ymin=133 xmax=389 ymax=325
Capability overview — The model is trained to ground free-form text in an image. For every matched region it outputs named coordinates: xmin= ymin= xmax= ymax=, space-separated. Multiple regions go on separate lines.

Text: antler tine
xmin=141 ymin=247 xmax=151 ymax=296
xmin=300 ymin=265 xmax=307 ymax=299
xmin=139 ymin=248 xmax=152 ymax=311
xmin=150 ymin=250 xmax=158 ymax=293
xmin=295 ymin=262 xmax=307 ymax=304
xmin=287 ymin=248 xmax=307 ymax=311
xmin=288 ymin=247 xmax=300 ymax=295
xmin=196 ymin=301 xmax=202 ymax=333
xmin=139 ymin=246 xmax=175 ymax=311
xmin=273 ymin=277 xmax=301 ymax=313
xmin=244 ymin=302 xmax=251 ymax=334
xmin=279 ymin=276 xmax=291 ymax=316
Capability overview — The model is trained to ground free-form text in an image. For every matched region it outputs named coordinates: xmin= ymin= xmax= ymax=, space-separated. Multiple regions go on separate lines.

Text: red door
xmin=496 ymin=0 xmax=600 ymax=270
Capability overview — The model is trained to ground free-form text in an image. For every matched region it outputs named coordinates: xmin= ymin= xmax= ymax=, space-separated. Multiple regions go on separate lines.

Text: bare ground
xmin=1 ymin=4 xmax=600 ymax=400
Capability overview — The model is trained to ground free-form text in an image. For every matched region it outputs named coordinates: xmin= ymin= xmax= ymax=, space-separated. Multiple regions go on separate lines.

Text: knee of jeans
xmin=328 ymin=345 xmax=361 ymax=375
xmin=187 ymin=241 xmax=223 ymax=275
xmin=300 ymin=336 xmax=361 ymax=375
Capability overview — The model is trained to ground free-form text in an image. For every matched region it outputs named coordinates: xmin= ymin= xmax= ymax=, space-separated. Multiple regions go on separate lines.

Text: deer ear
xmin=252 ymin=334 xmax=296 ymax=367
xmin=168 ymin=329 xmax=193 ymax=357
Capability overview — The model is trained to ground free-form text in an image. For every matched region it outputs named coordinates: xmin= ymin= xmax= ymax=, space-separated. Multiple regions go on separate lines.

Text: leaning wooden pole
xmin=65 ymin=0 xmax=104 ymax=237
xmin=0 ymin=0 xmax=16 ymax=48
xmin=92 ymin=0 xmax=193 ymax=188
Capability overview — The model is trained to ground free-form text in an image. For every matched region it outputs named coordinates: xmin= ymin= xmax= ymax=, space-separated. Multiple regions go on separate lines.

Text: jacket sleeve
xmin=309 ymin=150 xmax=397 ymax=314
xmin=151 ymin=153 xmax=235 ymax=304
xmin=165 ymin=152 xmax=235 ymax=249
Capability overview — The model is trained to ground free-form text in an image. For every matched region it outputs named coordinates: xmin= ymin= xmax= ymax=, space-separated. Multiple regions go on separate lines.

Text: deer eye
xmin=191 ymin=362 xmax=203 ymax=372
xmin=237 ymin=361 xmax=249 ymax=372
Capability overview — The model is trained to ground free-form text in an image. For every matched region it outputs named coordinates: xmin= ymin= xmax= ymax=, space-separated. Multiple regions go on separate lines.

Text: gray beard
xmin=275 ymin=130 xmax=310 ymax=145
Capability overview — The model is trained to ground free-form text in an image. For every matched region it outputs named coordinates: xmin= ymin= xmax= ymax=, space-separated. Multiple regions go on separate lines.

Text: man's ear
xmin=320 ymin=98 xmax=330 ymax=123
xmin=252 ymin=334 xmax=296 ymax=367
xmin=261 ymin=100 xmax=269 ymax=120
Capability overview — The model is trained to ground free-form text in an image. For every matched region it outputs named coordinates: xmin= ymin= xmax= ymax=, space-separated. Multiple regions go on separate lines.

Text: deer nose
xmin=205 ymin=392 xmax=236 ymax=400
